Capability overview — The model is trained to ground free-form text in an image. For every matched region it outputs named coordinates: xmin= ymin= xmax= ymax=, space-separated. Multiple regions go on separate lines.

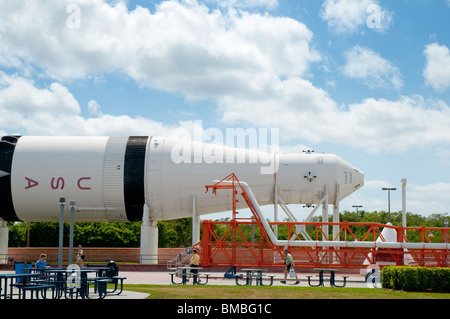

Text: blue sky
xmin=1 ymin=0 xmax=450 ymax=221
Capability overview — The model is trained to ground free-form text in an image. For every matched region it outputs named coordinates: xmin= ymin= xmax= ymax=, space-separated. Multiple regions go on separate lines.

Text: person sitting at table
xmin=190 ymin=249 xmax=200 ymax=284
xmin=35 ymin=253 xmax=48 ymax=270
xmin=281 ymin=249 xmax=300 ymax=285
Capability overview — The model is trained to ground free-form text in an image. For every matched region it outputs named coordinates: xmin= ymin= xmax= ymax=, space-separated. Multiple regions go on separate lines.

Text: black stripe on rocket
xmin=123 ymin=136 xmax=149 ymax=222
xmin=0 ymin=136 xmax=21 ymax=221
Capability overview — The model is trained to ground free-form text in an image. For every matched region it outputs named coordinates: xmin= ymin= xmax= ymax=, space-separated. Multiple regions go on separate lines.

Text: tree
xmin=6 ymin=212 xmax=450 ymax=248
xmin=157 ymin=218 xmax=193 ymax=247
xmin=7 ymin=221 xmax=142 ymax=247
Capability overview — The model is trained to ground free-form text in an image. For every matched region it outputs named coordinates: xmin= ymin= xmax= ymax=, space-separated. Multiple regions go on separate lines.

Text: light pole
xmin=352 ymin=205 xmax=363 ymax=241
xmin=382 ymin=188 xmax=396 ymax=223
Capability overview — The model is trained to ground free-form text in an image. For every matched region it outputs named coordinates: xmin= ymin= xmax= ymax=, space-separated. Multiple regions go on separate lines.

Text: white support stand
xmin=0 ymin=221 xmax=8 ymax=264
xmin=321 ymin=185 xmax=329 ymax=264
xmin=192 ymin=195 xmax=200 ymax=246
xmin=333 ymin=183 xmax=340 ymax=241
xmin=401 ymin=179 xmax=407 ymax=232
xmin=274 ymin=185 xmax=341 ymax=264
xmin=273 ymin=184 xmax=278 ymax=239
xmin=276 ymin=194 xmax=312 ymax=241
xmin=322 ymin=185 xmax=329 ymax=240
xmin=332 ymin=184 xmax=340 ymax=264
xmin=401 ymin=178 xmax=407 ymax=265
xmin=140 ymin=204 xmax=159 ymax=265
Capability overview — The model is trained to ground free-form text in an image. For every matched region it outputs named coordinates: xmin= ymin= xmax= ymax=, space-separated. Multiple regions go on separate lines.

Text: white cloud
xmin=436 ymin=148 xmax=450 ymax=166
xmin=125 ymin=3 xmax=320 ymax=100
xmin=364 ymin=180 xmax=395 ymax=190
xmin=10 ymin=70 xmax=448 ymax=156
xmin=0 ymin=0 xmax=319 ymax=101
xmin=0 ymin=72 xmax=80 ymax=115
xmin=320 ymin=0 xmax=393 ymax=34
xmin=206 ymin=0 xmax=278 ymax=10
xmin=220 ymin=76 xmax=450 ymax=153
xmin=345 ymin=179 xmax=450 ymax=216
xmin=1 ymin=0 xmax=449 ymax=157
xmin=405 ymin=182 xmax=450 ymax=214
xmin=409 ymin=182 xmax=450 ymax=202
xmin=423 ymin=43 xmax=450 ymax=91
xmin=0 ymin=0 xmax=322 ymax=139
xmin=332 ymin=96 xmax=450 ymax=153
xmin=220 ymin=76 xmax=338 ymax=143
xmin=342 ymin=45 xmax=402 ymax=89
xmin=0 ymin=72 xmax=181 ymax=136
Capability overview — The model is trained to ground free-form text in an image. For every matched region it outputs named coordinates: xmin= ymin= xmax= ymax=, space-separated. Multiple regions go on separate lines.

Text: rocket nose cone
xmin=353 ymin=168 xmax=364 ymax=190
xmin=334 ymin=155 xmax=364 ymax=200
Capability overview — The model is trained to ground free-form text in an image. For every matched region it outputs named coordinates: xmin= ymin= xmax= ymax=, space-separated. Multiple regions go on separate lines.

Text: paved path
xmin=1 ymin=270 xmax=373 ymax=299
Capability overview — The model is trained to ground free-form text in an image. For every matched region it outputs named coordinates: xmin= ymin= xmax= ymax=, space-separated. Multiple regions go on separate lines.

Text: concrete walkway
xmin=1 ymin=270 xmax=373 ymax=299
xmin=120 ymin=270 xmax=372 ymax=296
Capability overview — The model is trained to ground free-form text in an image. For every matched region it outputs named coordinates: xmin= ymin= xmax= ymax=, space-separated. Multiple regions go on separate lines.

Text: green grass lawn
xmin=123 ymin=284 xmax=450 ymax=299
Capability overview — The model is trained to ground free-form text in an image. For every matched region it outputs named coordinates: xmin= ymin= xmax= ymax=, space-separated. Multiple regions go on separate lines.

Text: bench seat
xmin=170 ymin=272 xmax=209 ymax=285
xmin=21 ymin=284 xmax=55 ymax=299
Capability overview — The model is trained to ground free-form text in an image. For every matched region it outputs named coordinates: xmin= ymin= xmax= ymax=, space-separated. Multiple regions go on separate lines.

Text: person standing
xmin=76 ymin=245 xmax=85 ymax=268
xmin=281 ymin=249 xmax=299 ymax=284
xmin=190 ymin=249 xmax=200 ymax=284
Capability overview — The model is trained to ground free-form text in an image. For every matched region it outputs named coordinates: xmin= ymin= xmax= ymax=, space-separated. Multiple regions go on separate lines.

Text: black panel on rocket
xmin=123 ymin=136 xmax=149 ymax=222
xmin=0 ymin=136 xmax=21 ymax=221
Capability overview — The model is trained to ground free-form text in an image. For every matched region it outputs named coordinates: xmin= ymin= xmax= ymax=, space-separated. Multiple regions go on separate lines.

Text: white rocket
xmin=0 ymin=135 xmax=364 ymax=223
xmin=0 ymin=135 xmax=364 ymax=263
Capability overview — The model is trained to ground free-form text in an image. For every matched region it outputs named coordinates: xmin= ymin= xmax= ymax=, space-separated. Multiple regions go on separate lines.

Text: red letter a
xmin=25 ymin=177 xmax=39 ymax=189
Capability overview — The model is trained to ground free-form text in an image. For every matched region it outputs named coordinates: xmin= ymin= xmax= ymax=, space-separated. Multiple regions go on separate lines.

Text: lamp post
xmin=352 ymin=205 xmax=363 ymax=241
xmin=382 ymin=187 xmax=396 ymax=223
xmin=58 ymin=197 xmax=65 ymax=268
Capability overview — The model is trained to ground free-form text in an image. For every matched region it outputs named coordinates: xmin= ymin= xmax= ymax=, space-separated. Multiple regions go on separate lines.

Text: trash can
xmin=106 ymin=260 xmax=118 ymax=277
xmin=14 ymin=262 xmax=25 ymax=275
xmin=14 ymin=262 xmax=32 ymax=283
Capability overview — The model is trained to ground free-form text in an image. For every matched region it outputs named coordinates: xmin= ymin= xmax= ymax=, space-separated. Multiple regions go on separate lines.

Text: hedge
xmin=381 ymin=266 xmax=450 ymax=292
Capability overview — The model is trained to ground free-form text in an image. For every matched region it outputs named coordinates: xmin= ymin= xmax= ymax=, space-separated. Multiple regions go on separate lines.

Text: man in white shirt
xmin=281 ymin=249 xmax=299 ymax=284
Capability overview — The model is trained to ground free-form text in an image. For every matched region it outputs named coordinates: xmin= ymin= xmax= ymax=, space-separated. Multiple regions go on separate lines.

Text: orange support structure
xmin=202 ymin=174 xmax=284 ymax=267
xmin=198 ymin=173 xmax=450 ymax=269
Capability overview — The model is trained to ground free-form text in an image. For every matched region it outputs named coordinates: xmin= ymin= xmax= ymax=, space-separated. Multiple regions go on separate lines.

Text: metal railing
xmin=166 ymin=247 xmax=193 ymax=271
xmin=1 ymin=248 xmax=187 ymax=266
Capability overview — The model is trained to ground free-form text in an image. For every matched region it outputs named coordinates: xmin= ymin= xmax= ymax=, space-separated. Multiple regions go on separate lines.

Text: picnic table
xmin=0 ymin=273 xmax=52 ymax=299
xmin=235 ymin=269 xmax=274 ymax=286
xmin=35 ymin=268 xmax=95 ymax=299
xmin=307 ymin=268 xmax=348 ymax=287
xmin=0 ymin=265 xmax=126 ymax=299
xmin=170 ymin=266 xmax=210 ymax=285
xmin=84 ymin=265 xmax=127 ymax=296
xmin=39 ymin=268 xmax=72 ymax=299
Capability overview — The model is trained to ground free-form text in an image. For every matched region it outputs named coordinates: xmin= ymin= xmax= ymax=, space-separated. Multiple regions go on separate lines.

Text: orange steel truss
xmin=197 ymin=174 xmax=450 ymax=269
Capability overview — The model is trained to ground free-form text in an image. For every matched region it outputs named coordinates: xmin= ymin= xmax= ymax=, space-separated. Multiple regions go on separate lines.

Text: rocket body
xmin=0 ymin=136 xmax=364 ymax=222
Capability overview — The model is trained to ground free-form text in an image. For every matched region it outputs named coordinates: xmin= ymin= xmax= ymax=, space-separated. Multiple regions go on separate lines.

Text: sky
xmin=0 ymin=0 xmax=450 ymax=222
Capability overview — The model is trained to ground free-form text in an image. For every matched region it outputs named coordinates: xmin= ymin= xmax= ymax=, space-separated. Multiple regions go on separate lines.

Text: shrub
xmin=381 ymin=266 xmax=450 ymax=292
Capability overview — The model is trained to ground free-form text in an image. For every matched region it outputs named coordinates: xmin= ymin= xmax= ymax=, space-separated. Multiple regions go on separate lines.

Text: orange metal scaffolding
xmin=196 ymin=174 xmax=450 ymax=269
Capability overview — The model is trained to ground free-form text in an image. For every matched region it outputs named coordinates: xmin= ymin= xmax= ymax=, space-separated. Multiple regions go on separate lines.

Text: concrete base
xmin=0 ymin=222 xmax=8 ymax=264
xmin=140 ymin=222 xmax=159 ymax=265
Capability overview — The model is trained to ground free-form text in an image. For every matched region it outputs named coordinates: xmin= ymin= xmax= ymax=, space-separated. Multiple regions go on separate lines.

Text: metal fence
xmin=1 ymin=247 xmax=185 ymax=265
